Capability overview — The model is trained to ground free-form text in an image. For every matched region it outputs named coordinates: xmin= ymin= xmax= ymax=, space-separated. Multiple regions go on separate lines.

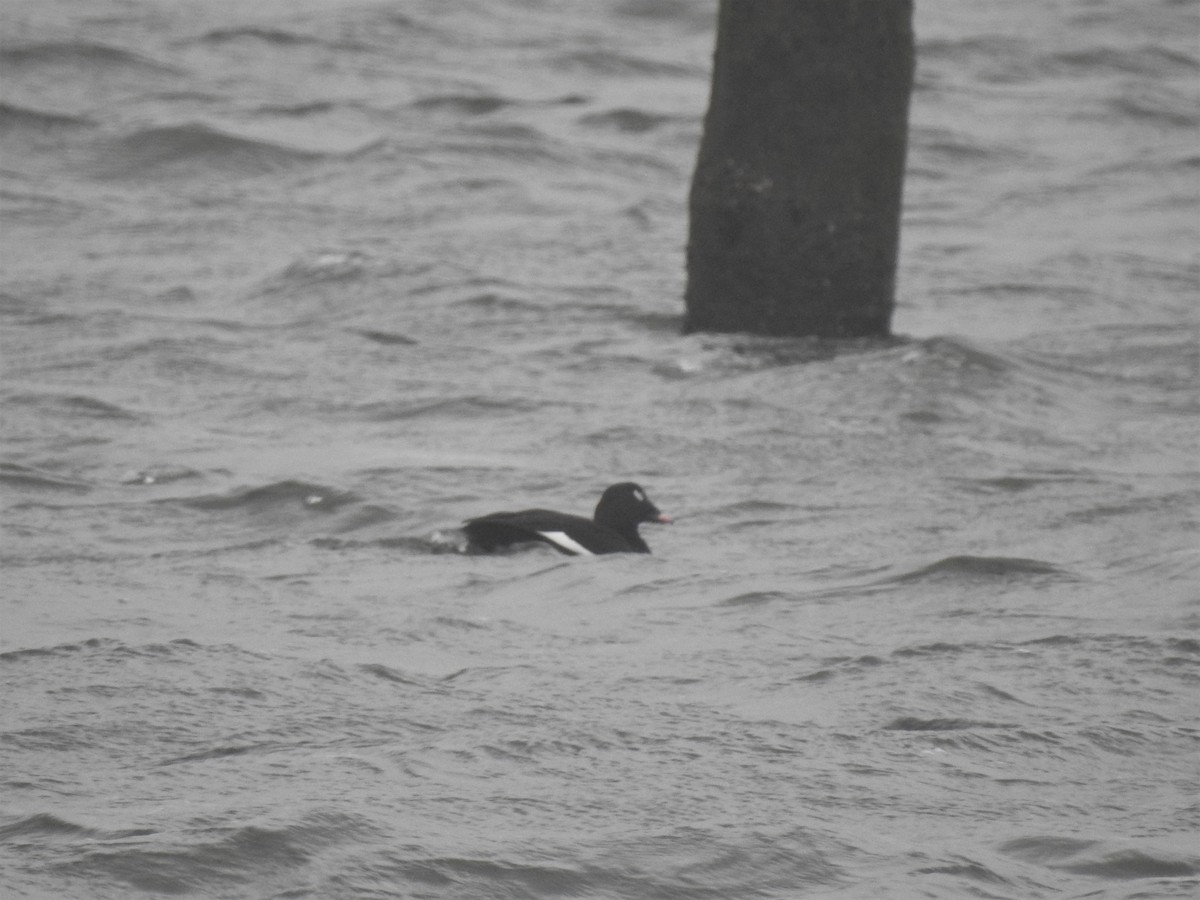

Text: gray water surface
xmin=2 ymin=1 xmax=1198 ymax=897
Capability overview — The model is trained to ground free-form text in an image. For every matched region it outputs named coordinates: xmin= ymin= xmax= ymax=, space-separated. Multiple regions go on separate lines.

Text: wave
xmin=350 ymin=328 xmax=419 ymax=346
xmin=435 ymin=123 xmax=566 ymax=166
xmin=918 ymin=34 xmax=1199 ymax=88
xmin=552 ymin=48 xmax=701 ymax=78
xmin=169 ymin=480 xmax=360 ymax=514
xmin=312 ymin=533 xmax=464 ymax=555
xmin=1000 ymin=835 xmax=1199 ymax=880
xmin=0 ymin=813 xmax=153 ymax=842
xmin=374 ymin=856 xmax=592 ymax=897
xmin=948 ymin=472 xmax=1097 ymax=494
xmin=358 ymin=663 xmax=450 ymax=691
xmin=912 ymin=857 xmax=1012 ymax=888
xmin=351 ymin=395 xmax=546 ymax=422
xmin=1109 ymin=89 xmax=1200 ymax=129
xmin=883 ymin=716 xmax=1016 ymax=732
xmin=158 ymin=744 xmax=264 ymax=767
xmin=163 ymin=480 xmax=402 ymax=539
xmin=681 ymin=333 xmax=901 ymax=374
xmin=885 ymin=555 xmax=1069 ymax=584
xmin=889 ymin=333 xmax=1153 ymax=450
xmin=256 ymin=100 xmax=340 ymax=117
xmin=614 ymin=0 xmax=717 ymax=28
xmin=915 ymin=126 xmax=1028 ymax=166
xmin=118 ymin=465 xmax=202 ymax=487
xmin=710 ymin=499 xmax=804 ymax=518
xmin=1014 ymin=322 xmax=1200 ymax=380
xmin=259 ymin=251 xmax=371 ymax=291
xmin=412 ymin=93 xmax=513 ymax=115
xmin=450 ymin=291 xmax=546 ymax=314
xmin=584 ymin=826 xmax=841 ymax=897
xmin=1050 ymin=45 xmax=1200 ymax=79
xmin=578 ymin=107 xmax=676 ymax=133
xmin=1019 ymin=634 xmax=1200 ymax=667
xmin=0 ymin=188 xmax=87 ymax=224
xmin=0 ymin=637 xmax=203 ymax=665
xmin=6 ymin=392 xmax=142 ymax=422
xmin=87 ymin=122 xmax=335 ymax=179
xmin=917 ymin=35 xmax=1027 ymax=61
xmin=717 ymin=590 xmax=798 ymax=608
xmin=372 ymin=826 xmax=841 ymax=897
xmin=0 ymin=40 xmax=181 ymax=75
xmin=0 ymin=291 xmax=63 ymax=320
xmin=86 ymin=333 xmax=286 ymax=383
xmin=0 ymin=462 xmax=91 ymax=493
xmin=200 ymin=27 xmax=320 ymax=47
xmin=0 ymin=102 xmax=96 ymax=134
xmin=52 ymin=812 xmax=376 ymax=895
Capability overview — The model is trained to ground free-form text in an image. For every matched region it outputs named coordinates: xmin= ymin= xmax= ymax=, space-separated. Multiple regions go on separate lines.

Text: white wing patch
xmin=537 ymin=530 xmax=595 ymax=556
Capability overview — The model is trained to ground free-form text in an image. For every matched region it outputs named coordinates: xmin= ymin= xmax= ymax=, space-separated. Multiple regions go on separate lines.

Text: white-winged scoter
xmin=463 ymin=482 xmax=671 ymax=556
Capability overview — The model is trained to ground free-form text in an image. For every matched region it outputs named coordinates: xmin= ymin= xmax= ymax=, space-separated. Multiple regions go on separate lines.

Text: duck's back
xmin=463 ymin=509 xmax=637 ymax=555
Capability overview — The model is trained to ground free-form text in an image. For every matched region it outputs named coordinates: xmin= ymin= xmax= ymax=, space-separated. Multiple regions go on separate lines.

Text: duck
xmin=463 ymin=482 xmax=671 ymax=556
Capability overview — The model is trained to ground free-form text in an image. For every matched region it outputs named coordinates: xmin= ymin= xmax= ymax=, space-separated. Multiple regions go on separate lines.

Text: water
xmin=2 ymin=0 xmax=1198 ymax=897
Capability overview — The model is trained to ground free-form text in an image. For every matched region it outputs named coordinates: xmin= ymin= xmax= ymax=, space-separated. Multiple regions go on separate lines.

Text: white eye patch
xmin=633 ymin=489 xmax=646 ymax=503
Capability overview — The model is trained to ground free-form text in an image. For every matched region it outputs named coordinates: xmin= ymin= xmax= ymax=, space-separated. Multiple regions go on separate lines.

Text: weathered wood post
xmin=684 ymin=0 xmax=914 ymax=337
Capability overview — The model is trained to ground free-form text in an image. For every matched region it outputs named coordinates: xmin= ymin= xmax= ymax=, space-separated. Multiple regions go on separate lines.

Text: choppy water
xmin=2 ymin=0 xmax=1198 ymax=898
